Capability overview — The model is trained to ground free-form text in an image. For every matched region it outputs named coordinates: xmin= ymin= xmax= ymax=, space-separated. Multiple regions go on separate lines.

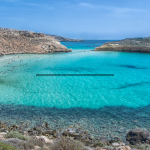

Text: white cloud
xmin=2 ymin=0 xmax=20 ymax=2
xmin=102 ymin=6 xmax=143 ymax=14
xmin=80 ymin=3 xmax=93 ymax=8
xmin=23 ymin=3 xmax=54 ymax=10
xmin=79 ymin=2 xmax=144 ymax=14
xmin=2 ymin=0 xmax=54 ymax=10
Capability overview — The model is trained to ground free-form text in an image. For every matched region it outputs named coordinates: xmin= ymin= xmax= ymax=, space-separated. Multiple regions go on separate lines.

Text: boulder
xmin=33 ymin=136 xmax=53 ymax=144
xmin=112 ymin=142 xmax=120 ymax=147
xmin=0 ymin=53 xmax=4 ymax=57
xmin=116 ymin=146 xmax=131 ymax=150
xmin=126 ymin=129 xmax=149 ymax=145
xmin=0 ymin=132 xmax=7 ymax=136
xmin=94 ymin=147 xmax=115 ymax=150
xmin=34 ymin=146 xmax=41 ymax=149
xmin=85 ymin=146 xmax=95 ymax=150
xmin=0 ymin=132 xmax=7 ymax=140
xmin=28 ymin=130 xmax=36 ymax=136
xmin=66 ymin=128 xmax=76 ymax=134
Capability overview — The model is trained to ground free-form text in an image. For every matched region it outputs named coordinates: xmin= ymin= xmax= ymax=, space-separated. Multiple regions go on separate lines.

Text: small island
xmin=95 ymin=37 xmax=150 ymax=53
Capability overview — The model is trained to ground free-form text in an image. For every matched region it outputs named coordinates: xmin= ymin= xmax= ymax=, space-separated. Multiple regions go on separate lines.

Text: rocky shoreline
xmin=0 ymin=120 xmax=150 ymax=150
xmin=95 ymin=37 xmax=150 ymax=53
xmin=0 ymin=28 xmax=72 ymax=56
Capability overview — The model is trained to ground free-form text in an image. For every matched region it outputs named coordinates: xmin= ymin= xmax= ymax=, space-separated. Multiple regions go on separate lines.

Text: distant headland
xmin=95 ymin=37 xmax=150 ymax=53
xmin=46 ymin=34 xmax=84 ymax=42
xmin=0 ymin=27 xmax=78 ymax=56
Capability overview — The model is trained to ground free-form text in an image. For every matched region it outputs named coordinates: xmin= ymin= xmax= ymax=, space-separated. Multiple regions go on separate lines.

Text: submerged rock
xmin=126 ymin=129 xmax=149 ymax=145
xmin=0 ymin=53 xmax=4 ymax=57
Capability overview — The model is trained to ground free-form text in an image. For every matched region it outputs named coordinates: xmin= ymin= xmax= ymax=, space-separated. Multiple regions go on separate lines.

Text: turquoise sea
xmin=0 ymin=40 xmax=150 ymax=140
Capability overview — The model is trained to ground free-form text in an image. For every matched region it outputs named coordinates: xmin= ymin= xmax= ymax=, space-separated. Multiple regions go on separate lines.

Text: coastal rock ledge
xmin=95 ymin=37 xmax=150 ymax=53
xmin=0 ymin=27 xmax=71 ymax=55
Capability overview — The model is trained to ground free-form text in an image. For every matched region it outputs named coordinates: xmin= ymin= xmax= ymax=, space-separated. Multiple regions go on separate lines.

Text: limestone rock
xmin=94 ymin=147 xmax=115 ymax=150
xmin=0 ymin=27 xmax=72 ymax=55
xmin=85 ymin=146 xmax=95 ymax=150
xmin=95 ymin=37 xmax=150 ymax=53
xmin=116 ymin=146 xmax=131 ymax=150
xmin=34 ymin=146 xmax=41 ymax=149
xmin=0 ymin=132 xmax=7 ymax=136
xmin=0 ymin=132 xmax=7 ymax=140
xmin=33 ymin=136 xmax=53 ymax=144
xmin=112 ymin=142 xmax=120 ymax=147
xmin=66 ymin=128 xmax=76 ymax=134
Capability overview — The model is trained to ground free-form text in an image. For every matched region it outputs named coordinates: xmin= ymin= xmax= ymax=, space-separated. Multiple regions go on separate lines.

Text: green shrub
xmin=129 ymin=144 xmax=150 ymax=150
xmin=28 ymin=138 xmax=45 ymax=148
xmin=33 ymin=148 xmax=49 ymax=150
xmin=3 ymin=134 xmax=46 ymax=150
xmin=5 ymin=131 xmax=28 ymax=141
xmin=16 ymin=138 xmax=45 ymax=150
xmin=0 ymin=141 xmax=18 ymax=150
xmin=18 ymin=141 xmax=34 ymax=150
xmin=49 ymin=136 xmax=84 ymax=150
xmin=92 ymin=140 xmax=106 ymax=147
xmin=142 ymin=144 xmax=150 ymax=150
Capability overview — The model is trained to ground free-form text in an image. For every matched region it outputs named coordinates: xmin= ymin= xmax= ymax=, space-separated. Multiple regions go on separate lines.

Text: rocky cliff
xmin=0 ymin=28 xmax=71 ymax=55
xmin=95 ymin=37 xmax=150 ymax=53
xmin=46 ymin=34 xmax=84 ymax=42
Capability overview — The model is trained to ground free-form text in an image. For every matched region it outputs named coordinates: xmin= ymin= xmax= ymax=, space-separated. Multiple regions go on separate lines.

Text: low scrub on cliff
xmin=2 ymin=137 xmax=46 ymax=150
xmin=0 ymin=141 xmax=18 ymax=150
xmin=129 ymin=144 xmax=150 ymax=150
xmin=91 ymin=140 xmax=107 ymax=147
xmin=5 ymin=131 xmax=28 ymax=141
xmin=49 ymin=136 xmax=84 ymax=150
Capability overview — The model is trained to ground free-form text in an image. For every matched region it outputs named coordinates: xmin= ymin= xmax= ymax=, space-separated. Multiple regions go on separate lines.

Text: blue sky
xmin=0 ymin=0 xmax=150 ymax=39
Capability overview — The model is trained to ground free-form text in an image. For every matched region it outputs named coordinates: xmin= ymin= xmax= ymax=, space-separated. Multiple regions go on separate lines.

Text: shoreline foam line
xmin=36 ymin=74 xmax=114 ymax=76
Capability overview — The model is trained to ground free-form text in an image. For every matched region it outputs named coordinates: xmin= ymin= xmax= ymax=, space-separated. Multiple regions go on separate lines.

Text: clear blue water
xmin=0 ymin=40 xmax=150 ymax=139
xmin=61 ymin=40 xmax=113 ymax=50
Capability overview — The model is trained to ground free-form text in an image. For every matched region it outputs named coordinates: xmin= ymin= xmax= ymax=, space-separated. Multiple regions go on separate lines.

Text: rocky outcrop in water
xmin=0 ymin=53 xmax=4 ymax=57
xmin=95 ymin=37 xmax=150 ymax=53
xmin=126 ymin=129 xmax=150 ymax=145
xmin=0 ymin=28 xmax=71 ymax=55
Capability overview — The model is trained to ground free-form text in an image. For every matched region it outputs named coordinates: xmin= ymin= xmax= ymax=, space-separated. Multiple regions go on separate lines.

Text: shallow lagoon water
xmin=0 ymin=40 xmax=150 ymax=140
